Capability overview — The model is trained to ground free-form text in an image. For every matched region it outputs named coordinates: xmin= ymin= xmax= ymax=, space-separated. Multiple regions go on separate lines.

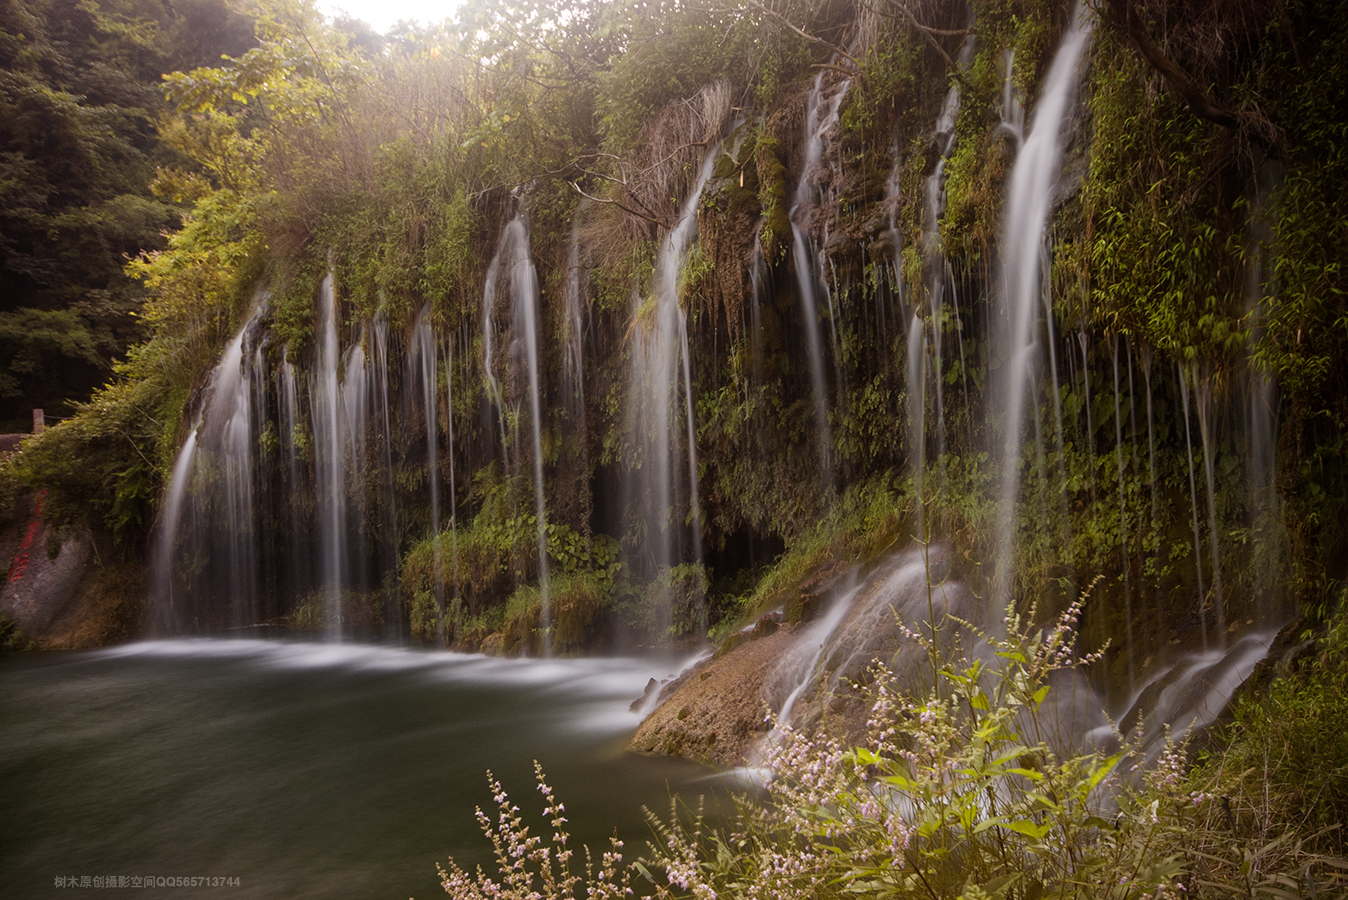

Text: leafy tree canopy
xmin=0 ymin=0 xmax=255 ymax=431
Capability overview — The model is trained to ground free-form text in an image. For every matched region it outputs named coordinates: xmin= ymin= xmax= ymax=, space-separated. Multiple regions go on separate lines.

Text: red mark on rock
xmin=8 ymin=490 xmax=48 ymax=584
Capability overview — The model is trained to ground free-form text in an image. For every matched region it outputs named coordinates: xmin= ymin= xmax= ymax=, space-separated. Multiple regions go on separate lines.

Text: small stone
xmin=629 ymin=677 xmax=659 ymax=711
xmin=751 ymin=616 xmax=779 ymax=638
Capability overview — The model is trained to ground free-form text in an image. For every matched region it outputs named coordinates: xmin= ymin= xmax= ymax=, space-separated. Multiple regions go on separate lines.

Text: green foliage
xmin=1191 ymin=615 xmax=1348 ymax=857
xmin=402 ymin=469 xmax=624 ymax=647
xmin=1079 ymin=38 xmax=1241 ymax=362
xmin=0 ymin=610 xmax=37 ymax=650
xmin=440 ymin=595 xmax=1348 ymax=900
xmin=594 ymin=0 xmax=803 ymax=154
xmin=638 ymin=599 xmax=1172 ymax=900
xmin=735 ymin=461 xmax=994 ymax=623
xmin=755 ymin=132 xmax=791 ymax=264
xmin=839 ymin=24 xmax=919 ymax=145
xmin=1251 ymin=0 xmax=1348 ymax=430
xmin=615 ymin=562 xmax=709 ymax=642
xmin=0 ymin=0 xmax=255 ymax=430
xmin=5 ymin=374 xmax=169 ymax=543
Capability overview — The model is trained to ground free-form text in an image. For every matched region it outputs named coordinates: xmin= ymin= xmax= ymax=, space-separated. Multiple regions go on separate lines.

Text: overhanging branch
xmin=1106 ymin=0 xmax=1239 ymax=129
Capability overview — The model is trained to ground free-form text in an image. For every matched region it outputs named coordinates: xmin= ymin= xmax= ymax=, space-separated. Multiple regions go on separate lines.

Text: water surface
xmin=0 ymin=640 xmax=722 ymax=899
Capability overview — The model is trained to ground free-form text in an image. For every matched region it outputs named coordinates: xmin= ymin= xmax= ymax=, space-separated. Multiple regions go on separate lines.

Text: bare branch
xmin=812 ymin=63 xmax=860 ymax=77
xmin=569 ymin=182 xmax=670 ymax=229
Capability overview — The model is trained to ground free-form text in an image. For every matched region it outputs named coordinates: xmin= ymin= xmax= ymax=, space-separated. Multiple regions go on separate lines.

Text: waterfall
xmin=907 ymin=312 xmax=927 ymax=539
xmin=206 ymin=312 xmax=259 ymax=626
xmin=481 ymin=234 xmax=508 ymax=458
xmin=748 ymin=240 xmax=766 ymax=388
xmin=129 ymin=1 xmax=1287 ymax=703
xmin=1140 ymin=344 xmax=1163 ymax=635
xmin=1178 ymin=367 xmax=1209 ymax=648
xmin=152 ymin=300 xmax=268 ymax=632
xmin=627 ymin=144 xmax=718 ymax=641
xmin=151 ymin=420 xmax=199 ymax=633
xmin=993 ymin=7 xmax=1092 ymax=613
xmin=998 ymin=48 xmax=1025 ymax=145
xmin=563 ymin=218 xmax=586 ymax=418
xmin=516 ymin=220 xmax=551 ymax=654
xmin=1194 ymin=372 xmax=1226 ymax=639
xmin=1244 ymin=162 xmax=1285 ymax=623
xmin=311 ymin=275 xmax=347 ymax=637
xmin=443 ymin=334 xmax=459 ymax=629
xmin=220 ymin=334 xmax=259 ymax=629
xmin=789 ymin=72 xmax=850 ymax=485
xmin=1112 ymin=336 xmax=1135 ymax=690
xmin=410 ymin=305 xmax=442 ymax=637
xmin=340 ymin=333 xmax=370 ymax=606
xmin=884 ymin=141 xmax=909 ymax=330
xmin=372 ymin=311 xmax=401 ymax=636
xmin=764 ymin=579 xmax=862 ymax=735
xmin=1078 ymin=328 xmax=1099 ymax=503
xmin=915 ymin=35 xmax=973 ymax=523
xmin=482 ymin=215 xmax=551 ymax=653
xmin=279 ymin=350 xmax=307 ymax=605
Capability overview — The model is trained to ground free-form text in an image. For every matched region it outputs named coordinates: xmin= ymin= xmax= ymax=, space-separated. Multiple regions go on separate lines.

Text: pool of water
xmin=0 ymin=640 xmax=726 ymax=899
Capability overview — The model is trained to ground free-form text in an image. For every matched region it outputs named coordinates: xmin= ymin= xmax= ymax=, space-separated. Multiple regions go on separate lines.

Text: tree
xmin=0 ymin=0 xmax=254 ymax=432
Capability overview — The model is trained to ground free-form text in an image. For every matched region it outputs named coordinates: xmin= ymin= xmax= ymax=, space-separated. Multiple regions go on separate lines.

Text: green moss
xmin=755 ymin=132 xmax=790 ymax=263
xmin=0 ymin=611 xmax=36 ymax=651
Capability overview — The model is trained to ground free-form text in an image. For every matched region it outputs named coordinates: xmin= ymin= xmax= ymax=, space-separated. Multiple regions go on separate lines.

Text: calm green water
xmin=0 ymin=640 xmax=726 ymax=899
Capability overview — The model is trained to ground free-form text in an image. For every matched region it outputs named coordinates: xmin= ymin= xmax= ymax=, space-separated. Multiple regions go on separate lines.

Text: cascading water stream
xmin=1140 ymin=345 xmax=1162 ymax=630
xmin=153 ymin=301 xmax=268 ymax=632
xmin=993 ymin=7 xmax=1092 ymax=615
xmin=998 ymin=48 xmax=1025 ymax=146
xmin=1178 ymin=367 xmax=1209 ymax=647
xmin=1078 ymin=329 xmax=1099 ymax=503
xmin=220 ymin=336 xmax=259 ymax=630
xmin=372 ymin=311 xmax=401 ymax=634
xmin=916 ymin=36 xmax=973 ymax=523
xmin=483 ymin=215 xmax=551 ymax=652
xmin=311 ymin=275 xmax=347 ymax=637
xmin=1194 ymin=373 xmax=1226 ymax=639
xmin=340 ymin=334 xmax=370 ymax=601
xmin=789 ymin=72 xmax=850 ymax=486
xmin=1112 ymin=336 xmax=1135 ymax=690
xmin=768 ymin=580 xmax=862 ymax=732
xmin=1242 ymin=164 xmax=1284 ymax=621
xmin=748 ymin=240 xmax=766 ymax=388
xmin=516 ymin=221 xmax=551 ymax=653
xmin=628 ymin=144 xmax=719 ymax=640
xmin=411 ymin=305 xmax=443 ymax=632
xmin=884 ymin=151 xmax=905 ymax=330
xmin=563 ymin=218 xmax=586 ymax=417
xmin=481 ymin=239 xmax=509 ymax=459
xmin=152 ymin=420 xmax=200 ymax=632
xmin=443 ymin=336 xmax=459 ymax=621
xmin=279 ymin=350 xmax=306 ymax=602
xmin=907 ymin=313 xmax=927 ymax=540
xmin=679 ymin=313 xmax=703 ymax=570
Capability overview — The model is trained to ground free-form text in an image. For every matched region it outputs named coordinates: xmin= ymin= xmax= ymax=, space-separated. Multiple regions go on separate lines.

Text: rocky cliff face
xmin=4 ymin=1 xmax=1342 ymax=707
xmin=2 ymin=490 xmax=144 ymax=648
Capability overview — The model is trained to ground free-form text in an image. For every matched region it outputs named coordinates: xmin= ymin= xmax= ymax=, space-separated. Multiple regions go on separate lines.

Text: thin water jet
xmin=993 ymin=6 xmax=1092 ymax=615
